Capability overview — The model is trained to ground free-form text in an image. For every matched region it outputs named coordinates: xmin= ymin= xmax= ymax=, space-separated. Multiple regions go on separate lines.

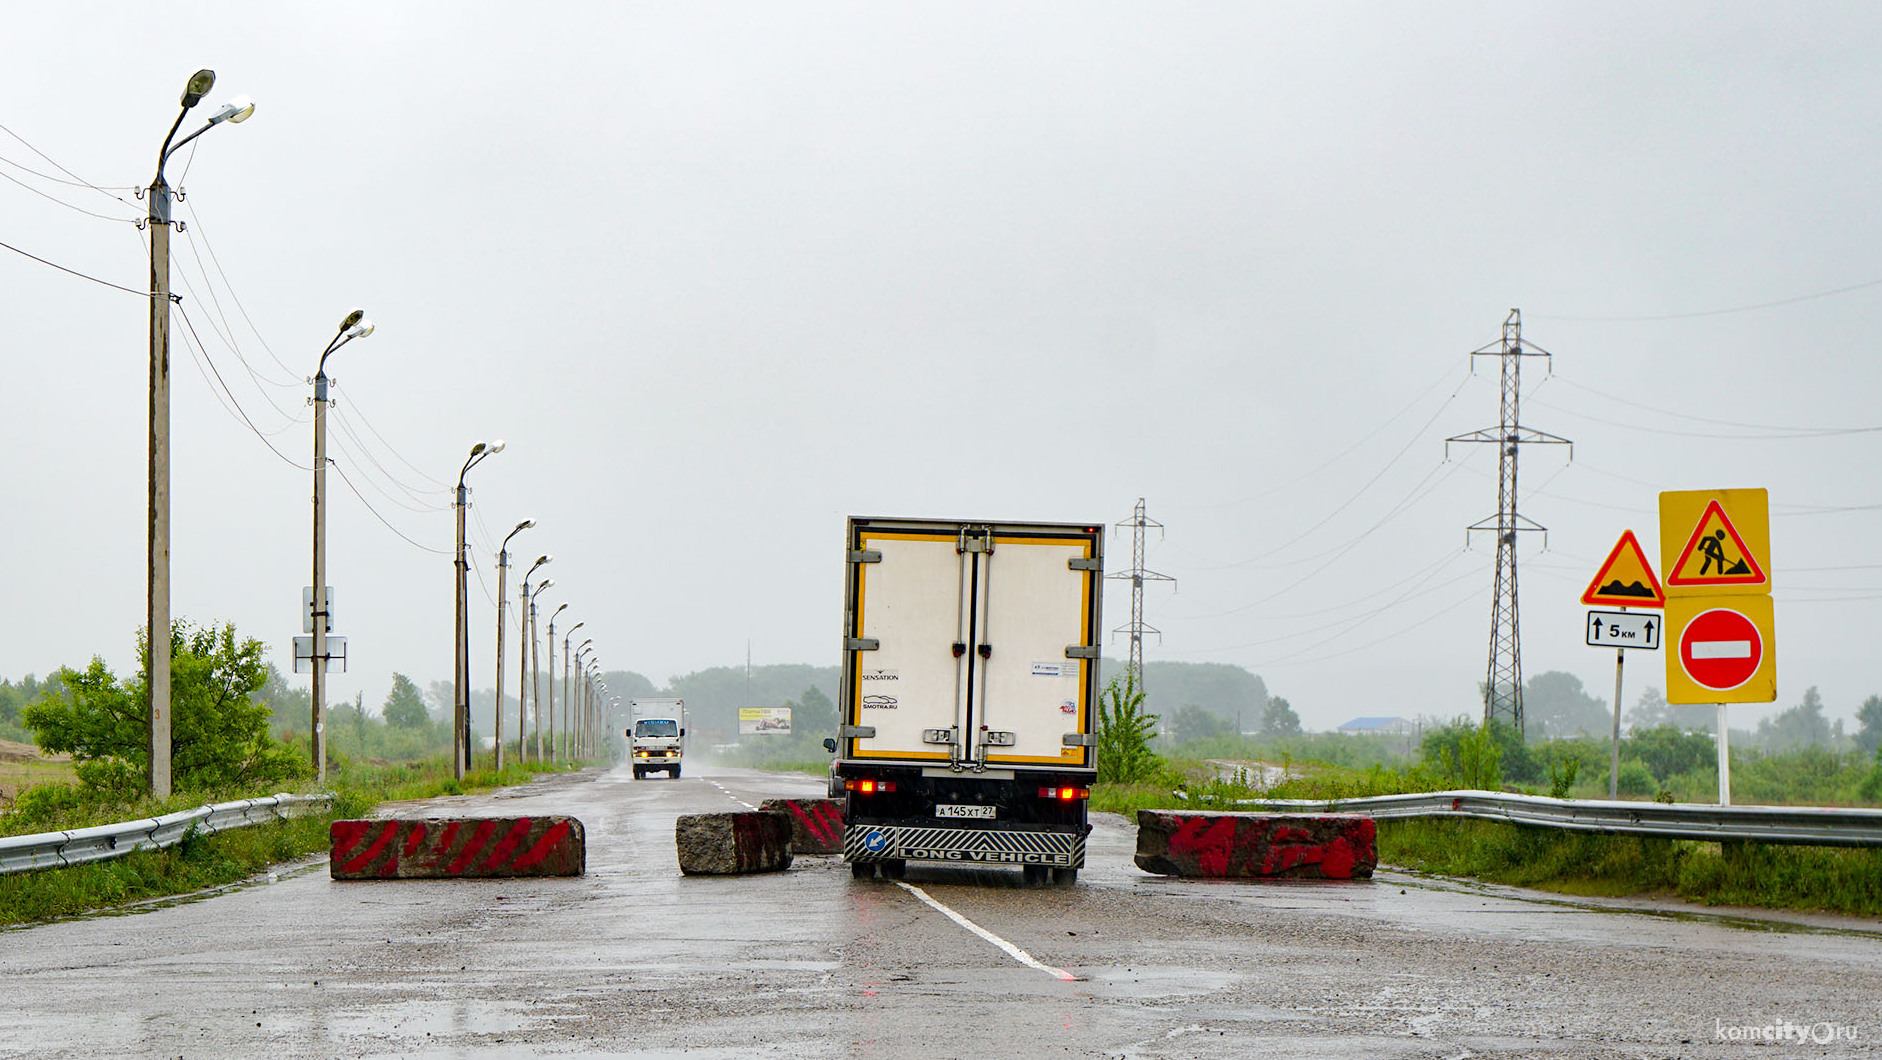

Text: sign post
xmin=1660 ymin=489 xmax=1774 ymax=807
xmin=1581 ymin=530 xmax=1665 ymax=799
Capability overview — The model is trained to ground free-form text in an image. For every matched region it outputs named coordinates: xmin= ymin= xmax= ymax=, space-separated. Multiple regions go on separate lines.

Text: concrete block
xmin=330 ymin=816 xmax=585 ymax=880
xmin=676 ymin=811 xmax=794 ymax=875
xmin=1134 ymin=810 xmax=1376 ymax=879
xmin=757 ymin=797 xmax=845 ymax=855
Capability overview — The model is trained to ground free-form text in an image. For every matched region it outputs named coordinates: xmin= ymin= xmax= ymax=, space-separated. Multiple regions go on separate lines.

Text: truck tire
xmin=1051 ymin=867 xmax=1078 ymax=887
xmin=1021 ymin=864 xmax=1050 ymax=888
xmin=670 ymin=766 xmax=681 ymax=779
xmin=633 ymin=767 xmax=645 ymax=780
xmin=850 ymin=861 xmax=876 ymax=880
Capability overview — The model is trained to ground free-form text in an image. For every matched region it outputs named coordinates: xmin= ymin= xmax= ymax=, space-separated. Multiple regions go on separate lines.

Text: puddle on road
xmin=325 ymin=998 xmax=556 ymax=1039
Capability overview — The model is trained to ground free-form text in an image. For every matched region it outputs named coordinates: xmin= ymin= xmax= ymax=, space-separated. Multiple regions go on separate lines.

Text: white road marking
xmin=1692 ymin=639 xmax=1752 ymax=659
xmin=706 ymin=780 xmax=757 ymax=810
xmin=893 ymin=881 xmax=1081 ymax=981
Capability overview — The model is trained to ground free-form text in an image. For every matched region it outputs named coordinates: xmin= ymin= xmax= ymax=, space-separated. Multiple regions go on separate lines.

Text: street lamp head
xmin=537 ymin=578 xmax=555 ymax=593
xmin=489 ymin=439 xmax=507 ymax=455
xmin=469 ymin=441 xmax=487 ymax=457
xmin=339 ymin=308 xmax=366 ymax=331
xmin=552 ymin=603 xmax=569 ymax=619
xmin=181 ymin=69 xmax=216 ymax=109
xmin=344 ymin=320 xmax=375 ymax=340
xmin=515 ymin=518 xmax=536 ymax=532
xmin=207 ymin=94 xmax=256 ymax=125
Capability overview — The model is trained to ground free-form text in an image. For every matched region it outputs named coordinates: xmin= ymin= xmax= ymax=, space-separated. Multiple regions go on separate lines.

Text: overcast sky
xmin=6 ymin=2 xmax=1882 ymax=732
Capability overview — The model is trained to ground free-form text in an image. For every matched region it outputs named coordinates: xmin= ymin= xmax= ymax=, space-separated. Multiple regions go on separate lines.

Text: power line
xmin=0 ymin=121 xmax=137 ymax=205
xmin=175 ymin=305 xmax=314 ymax=470
xmin=1552 ymin=377 xmax=1882 ymax=436
xmin=0 ymin=166 xmax=138 ymax=223
xmin=1537 ymin=276 xmax=1882 ymax=323
xmin=329 ymin=463 xmax=453 ymax=556
xmin=179 ymin=198 xmax=304 ymax=382
xmin=329 ymin=382 xmax=454 ymax=491
xmin=0 ymin=235 xmax=150 ymax=297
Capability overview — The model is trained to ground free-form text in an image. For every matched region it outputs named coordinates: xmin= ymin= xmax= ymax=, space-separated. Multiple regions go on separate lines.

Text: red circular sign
xmin=1679 ymin=607 xmax=1763 ymax=691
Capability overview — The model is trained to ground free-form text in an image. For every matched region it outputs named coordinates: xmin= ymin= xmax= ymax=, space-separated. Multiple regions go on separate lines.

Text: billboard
xmin=738 ymin=707 xmax=793 ymax=735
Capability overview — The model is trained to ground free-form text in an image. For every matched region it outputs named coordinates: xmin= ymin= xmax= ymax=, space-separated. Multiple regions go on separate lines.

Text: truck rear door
xmin=841 ymin=519 xmax=1103 ymax=771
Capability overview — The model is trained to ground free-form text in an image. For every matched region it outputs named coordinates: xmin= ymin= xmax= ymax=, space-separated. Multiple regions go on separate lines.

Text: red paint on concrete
xmin=330 ymin=817 xmax=585 ymax=880
xmin=1135 ymin=811 xmax=1376 ymax=880
xmin=758 ymin=798 xmax=845 ymax=854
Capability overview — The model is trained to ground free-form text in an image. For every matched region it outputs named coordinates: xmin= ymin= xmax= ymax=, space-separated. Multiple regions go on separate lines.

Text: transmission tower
xmin=1445 ymin=310 xmax=1571 ymax=733
xmin=1107 ymin=498 xmax=1176 ymax=696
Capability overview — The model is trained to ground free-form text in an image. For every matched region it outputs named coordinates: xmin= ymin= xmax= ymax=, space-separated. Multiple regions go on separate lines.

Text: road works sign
xmin=1586 ymin=610 xmax=1660 ymax=649
xmin=1661 ymin=489 xmax=1770 ymax=595
xmin=1666 ymin=596 xmax=1777 ymax=704
xmin=1581 ymin=530 xmax=1665 ymax=608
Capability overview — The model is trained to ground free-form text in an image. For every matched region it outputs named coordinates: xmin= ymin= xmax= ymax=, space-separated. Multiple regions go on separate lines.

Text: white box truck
xmin=628 ymin=698 xmax=686 ymax=779
xmin=828 ymin=517 xmax=1103 ymax=886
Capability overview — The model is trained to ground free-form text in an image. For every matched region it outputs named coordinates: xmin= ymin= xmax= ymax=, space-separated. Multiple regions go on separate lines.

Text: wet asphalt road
xmin=2 ymin=762 xmax=1881 ymax=1059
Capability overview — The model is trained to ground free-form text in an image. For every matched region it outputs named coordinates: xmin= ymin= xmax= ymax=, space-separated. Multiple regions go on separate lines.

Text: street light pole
xmin=561 ymin=622 xmax=583 ymax=759
xmin=546 ymin=603 xmax=568 ymax=763
xmin=310 ymin=309 xmax=373 ymax=784
xmin=453 ymin=440 xmax=504 ymax=779
xmin=493 ymin=519 xmax=534 ymax=771
xmin=528 ymin=580 xmax=553 ymax=761
xmin=145 ymin=70 xmax=254 ymax=798
xmin=517 ymin=555 xmax=550 ymax=761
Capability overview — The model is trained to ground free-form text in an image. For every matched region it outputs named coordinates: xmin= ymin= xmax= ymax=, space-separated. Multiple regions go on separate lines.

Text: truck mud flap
xmin=845 ymin=825 xmax=1084 ymax=869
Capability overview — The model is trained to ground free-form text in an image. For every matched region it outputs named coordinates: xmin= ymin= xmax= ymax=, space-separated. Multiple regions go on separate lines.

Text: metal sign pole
xmin=1717 ymin=703 xmax=1731 ymax=806
xmin=1610 ymin=646 xmax=1624 ymax=799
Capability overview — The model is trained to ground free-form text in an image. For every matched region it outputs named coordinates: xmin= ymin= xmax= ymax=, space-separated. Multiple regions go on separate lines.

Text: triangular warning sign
xmin=1581 ymin=530 xmax=1666 ymax=608
xmin=1667 ymin=500 xmax=1767 ymax=588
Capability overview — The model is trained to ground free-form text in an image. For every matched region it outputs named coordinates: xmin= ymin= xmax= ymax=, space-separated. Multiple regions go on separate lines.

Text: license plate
xmin=935 ymin=804 xmax=996 ymax=820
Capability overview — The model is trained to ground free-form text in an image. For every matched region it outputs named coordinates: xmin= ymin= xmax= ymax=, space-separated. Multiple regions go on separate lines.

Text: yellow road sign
xmin=1660 ymin=489 xmax=1770 ymax=596
xmin=1665 ymin=594 xmax=1777 ymax=704
xmin=1581 ymin=529 xmax=1665 ymax=608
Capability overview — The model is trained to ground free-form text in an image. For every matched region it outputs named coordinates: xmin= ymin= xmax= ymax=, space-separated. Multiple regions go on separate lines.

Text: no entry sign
xmin=1666 ymin=596 xmax=1777 ymax=704
xmin=1679 ymin=608 xmax=1760 ymax=690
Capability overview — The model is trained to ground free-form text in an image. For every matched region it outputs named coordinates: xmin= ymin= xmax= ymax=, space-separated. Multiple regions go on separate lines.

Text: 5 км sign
xmin=1585 ymin=610 xmax=1660 ymax=649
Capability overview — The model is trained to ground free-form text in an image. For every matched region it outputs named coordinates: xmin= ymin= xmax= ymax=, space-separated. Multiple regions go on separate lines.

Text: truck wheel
xmin=633 ymin=767 xmax=644 ymax=780
xmin=1021 ymin=864 xmax=1050 ymax=888
xmin=850 ymin=861 xmax=876 ymax=880
xmin=1051 ymin=868 xmax=1078 ymax=887
xmin=670 ymin=766 xmax=681 ymax=779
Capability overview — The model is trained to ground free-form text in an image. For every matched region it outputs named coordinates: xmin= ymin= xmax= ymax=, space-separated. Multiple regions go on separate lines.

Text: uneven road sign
xmin=1582 ymin=529 xmax=1665 ymax=608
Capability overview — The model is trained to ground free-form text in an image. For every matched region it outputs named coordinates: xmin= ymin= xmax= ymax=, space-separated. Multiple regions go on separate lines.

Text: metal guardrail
xmin=1230 ymin=790 xmax=1882 ymax=848
xmin=0 ymin=793 xmax=333 ymax=875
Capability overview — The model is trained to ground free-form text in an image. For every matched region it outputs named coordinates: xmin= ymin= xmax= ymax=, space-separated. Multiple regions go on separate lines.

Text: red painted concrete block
xmin=757 ymin=798 xmax=845 ymax=855
xmin=329 ymin=817 xmax=585 ymax=880
xmin=1134 ymin=811 xmax=1376 ymax=880
xmin=675 ymin=811 xmax=793 ymax=875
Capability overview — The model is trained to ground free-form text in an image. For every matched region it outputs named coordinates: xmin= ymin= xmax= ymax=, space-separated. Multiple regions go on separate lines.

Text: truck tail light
xmin=846 ymin=779 xmax=897 ymax=794
xmin=1039 ymin=786 xmax=1090 ymax=800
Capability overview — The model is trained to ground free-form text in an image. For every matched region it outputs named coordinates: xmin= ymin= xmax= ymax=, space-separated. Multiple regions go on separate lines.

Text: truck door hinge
xmin=1068 ymin=557 xmax=1102 ymax=572
xmin=1064 ymin=645 xmax=1099 ymax=660
xmin=1062 ymin=733 xmax=1096 ymax=747
xmin=839 ymin=725 xmax=877 ymax=739
xmin=957 ymin=526 xmax=994 ymax=554
xmin=846 ymin=637 xmax=880 ymax=651
xmin=848 ymin=549 xmax=882 ymax=564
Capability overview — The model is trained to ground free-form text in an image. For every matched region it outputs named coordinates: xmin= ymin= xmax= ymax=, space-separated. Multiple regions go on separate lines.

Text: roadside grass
xmin=1382 ymin=817 xmax=1882 ymax=918
xmin=0 ymin=755 xmax=584 ymax=927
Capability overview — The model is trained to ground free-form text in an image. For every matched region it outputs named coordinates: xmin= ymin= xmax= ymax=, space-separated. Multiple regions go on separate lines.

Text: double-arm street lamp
xmin=309 ymin=308 xmax=373 ymax=783
xmin=453 ymin=440 xmax=504 ymax=779
xmin=493 ymin=518 xmax=534 ymax=770
xmin=146 ymin=70 xmax=255 ymax=798
xmin=573 ymin=637 xmax=593 ymax=758
xmin=518 ymin=555 xmax=550 ymax=760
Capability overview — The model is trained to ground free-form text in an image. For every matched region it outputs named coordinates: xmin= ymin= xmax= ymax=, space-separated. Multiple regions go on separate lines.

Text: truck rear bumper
xmin=844 ymin=823 xmax=1085 ymax=869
